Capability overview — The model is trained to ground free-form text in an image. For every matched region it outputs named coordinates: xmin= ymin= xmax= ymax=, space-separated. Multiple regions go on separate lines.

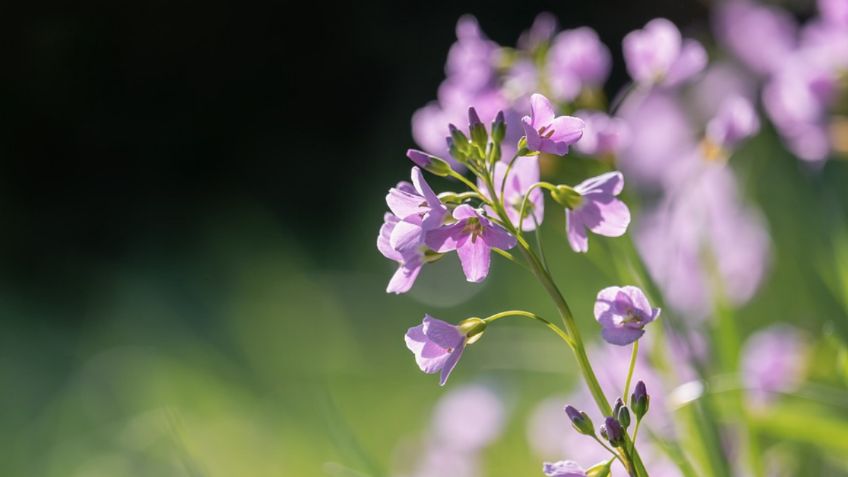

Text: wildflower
xmin=623 ymin=18 xmax=707 ymax=87
xmin=425 ymin=204 xmax=517 ymax=283
xmin=564 ymin=405 xmax=594 ymax=435
xmin=594 ymin=286 xmax=660 ymax=346
xmin=713 ymin=1 xmax=798 ymax=76
xmin=385 ymin=167 xmax=448 ymax=253
xmin=705 ymin=95 xmax=760 ymax=150
xmin=478 ymin=156 xmax=544 ymax=231
xmin=574 ymin=110 xmax=628 ymax=157
xmin=543 ymin=460 xmax=587 ymax=477
xmin=553 ymin=172 xmax=630 ymax=253
xmin=547 ymin=27 xmax=612 ymax=101
xmin=631 ymin=381 xmax=650 ymax=419
xmin=741 ymin=325 xmax=808 ymax=403
xmin=405 ymin=315 xmax=466 ymax=385
xmin=377 ymin=213 xmax=424 ymax=294
xmin=431 ymin=384 xmax=506 ymax=451
xmin=521 ymin=94 xmax=585 ymax=156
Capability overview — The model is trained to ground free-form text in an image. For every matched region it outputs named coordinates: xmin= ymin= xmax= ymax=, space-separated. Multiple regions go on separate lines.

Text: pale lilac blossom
xmin=574 ymin=110 xmax=629 ymax=156
xmin=820 ymin=0 xmax=848 ymax=28
xmin=426 ymin=204 xmax=517 ymax=283
xmin=623 ymin=18 xmax=707 ymax=87
xmin=378 ymin=213 xmax=424 ymax=294
xmin=713 ymin=1 xmax=798 ymax=76
xmin=385 ymin=167 xmax=448 ymax=253
xmin=405 ymin=315 xmax=466 ymax=385
xmin=478 ymin=156 xmax=544 ymax=231
xmin=741 ymin=325 xmax=808 ymax=403
xmin=706 ymin=95 xmax=761 ymax=149
xmin=564 ymin=172 xmax=630 ymax=253
xmin=431 ymin=384 xmax=505 ymax=451
xmin=547 ymin=27 xmax=612 ymax=101
xmin=543 ymin=461 xmax=587 ymax=477
xmin=521 ymin=94 xmax=585 ymax=155
xmin=594 ymin=286 xmax=660 ymax=345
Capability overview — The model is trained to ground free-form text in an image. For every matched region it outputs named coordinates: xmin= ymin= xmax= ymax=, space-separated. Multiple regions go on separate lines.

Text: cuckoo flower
xmin=405 ymin=315 xmax=466 ymax=386
xmin=623 ymin=18 xmax=707 ymax=87
xmin=478 ymin=156 xmax=544 ymax=231
xmin=385 ymin=167 xmax=448 ymax=253
xmin=521 ymin=94 xmax=585 ymax=156
xmin=426 ymin=204 xmax=517 ymax=283
xmin=713 ymin=1 xmax=798 ymax=76
xmin=741 ymin=325 xmax=808 ymax=403
xmin=820 ymin=0 xmax=848 ymax=27
xmin=547 ymin=27 xmax=612 ymax=101
xmin=706 ymin=95 xmax=761 ymax=150
xmin=543 ymin=461 xmax=587 ymax=477
xmin=558 ymin=172 xmax=630 ymax=253
xmin=594 ymin=286 xmax=660 ymax=345
xmin=378 ymin=213 xmax=424 ymax=294
xmin=574 ymin=110 xmax=629 ymax=156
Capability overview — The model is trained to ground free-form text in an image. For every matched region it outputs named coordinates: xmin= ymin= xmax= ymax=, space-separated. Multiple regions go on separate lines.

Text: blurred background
xmin=3 ymin=0 xmax=848 ymax=475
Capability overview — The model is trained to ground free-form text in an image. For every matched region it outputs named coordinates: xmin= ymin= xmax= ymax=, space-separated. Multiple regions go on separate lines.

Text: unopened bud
xmin=468 ymin=107 xmax=488 ymax=148
xmin=564 ymin=405 xmax=595 ymax=436
xmin=449 ymin=124 xmax=470 ymax=153
xmin=457 ymin=317 xmax=487 ymax=344
xmin=631 ymin=381 xmax=650 ymax=420
xmin=551 ymin=185 xmax=583 ymax=209
xmin=492 ymin=110 xmax=506 ymax=144
xmin=586 ymin=461 xmax=612 ymax=477
xmin=406 ymin=149 xmax=453 ymax=177
xmin=617 ymin=405 xmax=631 ymax=429
xmin=603 ymin=417 xmax=625 ymax=447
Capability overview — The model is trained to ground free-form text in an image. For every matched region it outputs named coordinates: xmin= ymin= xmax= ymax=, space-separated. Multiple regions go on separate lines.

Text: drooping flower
xmin=574 ymin=110 xmax=629 ymax=157
xmin=385 ymin=167 xmax=449 ymax=253
xmin=741 ymin=325 xmax=808 ymax=403
xmin=557 ymin=172 xmax=630 ymax=253
xmin=405 ymin=315 xmax=467 ymax=386
xmin=705 ymin=95 xmax=761 ymax=150
xmin=521 ymin=94 xmax=585 ymax=156
xmin=623 ymin=18 xmax=707 ymax=87
xmin=547 ymin=27 xmax=612 ymax=102
xmin=543 ymin=461 xmax=587 ymax=477
xmin=426 ymin=204 xmax=517 ymax=283
xmin=594 ymin=286 xmax=660 ymax=345
xmin=478 ymin=156 xmax=544 ymax=231
xmin=378 ymin=213 xmax=425 ymax=294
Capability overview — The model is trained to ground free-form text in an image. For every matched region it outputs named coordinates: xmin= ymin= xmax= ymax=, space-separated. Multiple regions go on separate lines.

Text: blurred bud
xmin=564 ymin=405 xmax=595 ymax=436
xmin=586 ymin=461 xmax=612 ymax=477
xmin=631 ymin=381 xmax=650 ymax=420
xmin=551 ymin=185 xmax=583 ymax=209
xmin=406 ymin=149 xmax=453 ymax=177
xmin=458 ymin=317 xmax=487 ymax=344
xmin=446 ymin=137 xmax=467 ymax=163
xmin=492 ymin=110 xmax=506 ymax=144
xmin=468 ymin=108 xmax=488 ymax=148
xmin=617 ymin=405 xmax=631 ymax=429
xmin=449 ymin=124 xmax=471 ymax=154
xmin=603 ymin=417 xmax=625 ymax=447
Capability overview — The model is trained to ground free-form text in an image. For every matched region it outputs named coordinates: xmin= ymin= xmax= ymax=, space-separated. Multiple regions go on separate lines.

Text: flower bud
xmin=551 ymin=185 xmax=583 ymax=210
xmin=457 ymin=317 xmax=487 ymax=344
xmin=586 ymin=461 xmax=612 ymax=477
xmin=406 ymin=149 xmax=453 ymax=177
xmin=564 ymin=405 xmax=595 ymax=436
xmin=603 ymin=417 xmax=625 ymax=447
xmin=617 ymin=404 xmax=631 ymax=429
xmin=631 ymin=381 xmax=650 ymax=420
xmin=449 ymin=124 xmax=471 ymax=154
xmin=491 ymin=110 xmax=506 ymax=144
xmin=468 ymin=107 xmax=488 ymax=148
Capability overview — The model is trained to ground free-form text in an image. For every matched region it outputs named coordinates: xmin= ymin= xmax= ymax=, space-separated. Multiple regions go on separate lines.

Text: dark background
xmin=1 ymin=0 xmax=709 ymax=312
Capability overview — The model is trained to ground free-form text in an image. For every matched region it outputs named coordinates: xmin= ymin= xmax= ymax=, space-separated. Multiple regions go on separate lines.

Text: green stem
xmin=482 ymin=310 xmax=573 ymax=347
xmin=624 ymin=341 xmax=639 ymax=404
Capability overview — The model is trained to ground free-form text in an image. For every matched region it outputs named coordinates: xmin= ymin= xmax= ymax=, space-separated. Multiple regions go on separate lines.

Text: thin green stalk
xmin=624 ymin=341 xmax=639 ymax=404
xmin=482 ymin=310 xmax=573 ymax=347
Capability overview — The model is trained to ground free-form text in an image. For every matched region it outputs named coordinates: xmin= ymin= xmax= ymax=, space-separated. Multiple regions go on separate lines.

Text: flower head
xmin=543 ymin=460 xmax=587 ymax=477
xmin=426 ymin=204 xmax=517 ymax=283
xmin=559 ymin=172 xmax=630 ymax=253
xmin=405 ymin=315 xmax=467 ymax=386
xmin=478 ymin=156 xmax=544 ymax=231
xmin=713 ymin=2 xmax=798 ymax=76
xmin=377 ymin=213 xmax=424 ymax=294
xmin=706 ymin=95 xmax=760 ymax=150
xmin=521 ymin=94 xmax=585 ymax=155
xmin=623 ymin=18 xmax=707 ymax=87
xmin=547 ymin=27 xmax=611 ymax=101
xmin=594 ymin=286 xmax=660 ymax=346
xmin=574 ymin=110 xmax=629 ymax=157
xmin=385 ymin=167 xmax=448 ymax=253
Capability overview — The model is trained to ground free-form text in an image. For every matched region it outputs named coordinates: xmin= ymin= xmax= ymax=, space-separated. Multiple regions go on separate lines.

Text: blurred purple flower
xmin=706 ymin=95 xmax=761 ymax=149
xmin=547 ymin=27 xmax=612 ymax=102
xmin=713 ymin=1 xmax=798 ymax=76
xmin=741 ymin=325 xmax=808 ymax=403
xmin=543 ymin=461 xmax=587 ymax=477
xmin=521 ymin=94 xmax=585 ymax=155
xmin=446 ymin=15 xmax=499 ymax=91
xmin=405 ymin=315 xmax=466 ymax=386
xmin=623 ymin=18 xmax=707 ymax=87
xmin=574 ymin=110 xmax=629 ymax=156
xmin=819 ymin=0 xmax=848 ymax=28
xmin=385 ymin=167 xmax=448 ymax=253
xmin=594 ymin=285 xmax=660 ymax=345
xmin=518 ymin=12 xmax=558 ymax=51
xmin=378 ymin=213 xmax=424 ymax=294
xmin=565 ymin=172 xmax=630 ymax=253
xmin=426 ymin=204 xmax=516 ymax=282
xmin=478 ymin=156 xmax=544 ymax=231
xmin=431 ymin=384 xmax=506 ymax=452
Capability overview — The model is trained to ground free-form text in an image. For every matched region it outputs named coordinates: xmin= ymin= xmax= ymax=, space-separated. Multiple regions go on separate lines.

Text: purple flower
xmin=563 ymin=172 xmax=630 ymax=253
xmin=706 ymin=95 xmax=761 ymax=149
xmin=405 ymin=315 xmax=466 ymax=386
xmin=547 ymin=27 xmax=612 ymax=101
xmin=478 ymin=156 xmax=544 ymax=231
xmin=594 ymin=286 xmax=660 ymax=345
xmin=518 ymin=12 xmax=558 ymax=51
xmin=446 ymin=15 xmax=499 ymax=91
xmin=521 ymin=94 xmax=585 ymax=156
xmin=431 ymin=384 xmax=506 ymax=451
xmin=820 ymin=0 xmax=848 ymax=28
xmin=377 ymin=213 xmax=424 ymax=294
xmin=574 ymin=110 xmax=629 ymax=156
xmin=543 ymin=461 xmax=587 ymax=477
xmin=385 ymin=167 xmax=448 ymax=253
xmin=713 ymin=2 xmax=798 ymax=76
xmin=623 ymin=18 xmax=707 ymax=87
xmin=426 ymin=204 xmax=517 ymax=283
xmin=741 ymin=325 xmax=808 ymax=403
